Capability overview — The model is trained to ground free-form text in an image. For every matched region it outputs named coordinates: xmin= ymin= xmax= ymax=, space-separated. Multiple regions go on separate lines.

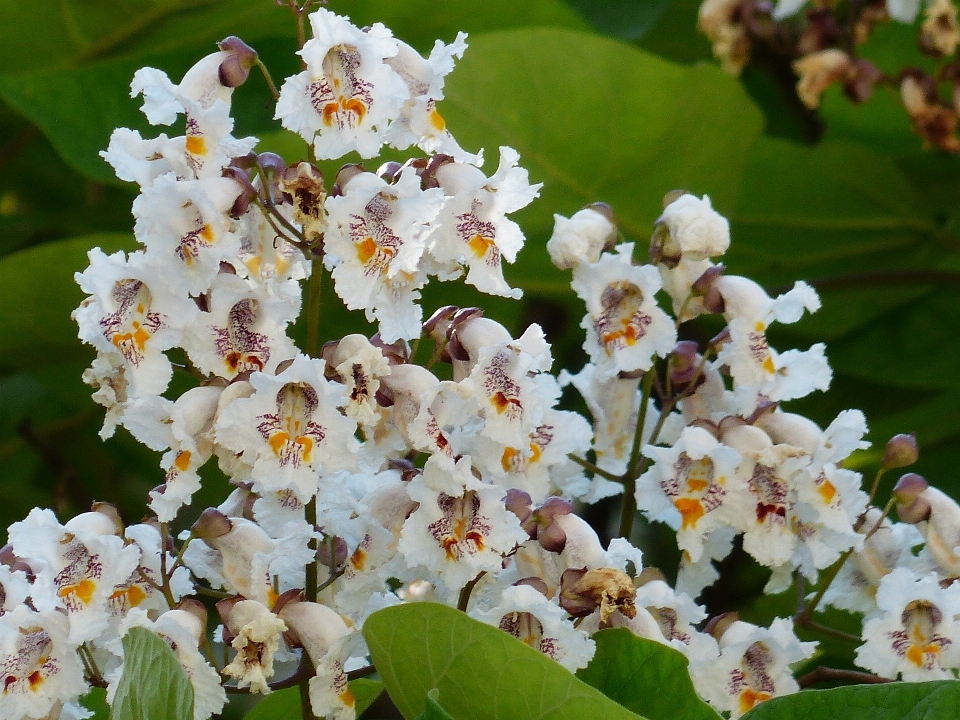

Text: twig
xmin=798 ymin=666 xmax=892 ymax=688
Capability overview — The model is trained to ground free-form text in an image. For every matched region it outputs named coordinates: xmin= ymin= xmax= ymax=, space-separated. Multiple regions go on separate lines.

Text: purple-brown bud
xmin=514 ymin=577 xmax=550 ymax=597
xmin=705 ymin=611 xmax=739 ymax=639
xmin=317 ymin=535 xmax=349 ymax=568
xmin=331 ymin=163 xmax=366 ymax=196
xmin=882 ymin=433 xmax=920 ymax=470
xmin=218 ymin=37 xmax=258 ymax=88
xmin=894 ymin=473 xmax=932 ymax=524
xmin=691 ymin=263 xmax=726 ymax=296
xmin=505 ymin=489 xmax=533 ymax=528
xmin=191 ymin=508 xmax=233 ymax=539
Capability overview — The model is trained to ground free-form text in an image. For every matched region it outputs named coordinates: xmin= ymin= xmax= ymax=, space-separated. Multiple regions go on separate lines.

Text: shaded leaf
xmin=244 ymin=678 xmax=384 ymax=720
xmin=363 ymin=602 xmax=645 ymax=720
xmin=110 ymin=626 xmax=194 ymax=720
xmin=416 ymin=689 xmax=457 ymax=720
xmin=563 ymin=0 xmax=671 ymax=42
xmin=740 ymin=680 xmax=960 ymax=720
xmin=576 ymin=629 xmax=721 ymax=720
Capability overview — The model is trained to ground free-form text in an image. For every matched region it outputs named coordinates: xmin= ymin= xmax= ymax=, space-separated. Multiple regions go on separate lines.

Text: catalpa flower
xmin=472 ymin=584 xmax=596 ymax=671
xmin=856 ymin=568 xmax=960 ymax=681
xmin=324 ymin=167 xmax=444 ymax=342
xmin=233 ymin=202 xmax=311 ymax=286
xmin=547 ymin=206 xmax=617 ymax=270
xmin=74 ymin=248 xmax=196 ymax=399
xmin=222 ymin=599 xmax=287 ymax=694
xmin=325 ymin=334 xmax=392 ymax=428
xmin=214 ymin=354 xmax=358 ymax=500
xmin=385 ymin=33 xmax=479 ymax=162
xmin=183 ymin=273 xmax=298 ymax=380
xmin=8 ymin=509 xmax=140 ymax=645
xmin=428 ymin=148 xmax=541 ymax=298
xmin=0 ymin=566 xmax=29 ymax=616
xmin=636 ymin=426 xmax=748 ymax=563
xmin=0 ymin=606 xmax=88 ymax=720
xmin=697 ymin=617 xmax=815 ymax=718
xmin=127 ymin=51 xmax=256 ymax=180
xmin=572 ymin=246 xmax=676 ymax=379
xmin=657 ymin=193 xmax=730 ymax=263
xmin=133 ymin=173 xmax=242 ymax=297
xmin=275 ymin=8 xmax=408 ymax=159
xmin=123 ymin=386 xmax=222 ymax=522
xmin=398 ymin=455 xmax=527 ymax=595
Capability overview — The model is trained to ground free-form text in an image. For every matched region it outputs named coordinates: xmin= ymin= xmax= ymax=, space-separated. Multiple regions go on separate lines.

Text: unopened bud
xmin=669 ymin=341 xmax=700 ymax=387
xmin=894 ymin=473 xmax=932 ymax=524
xmin=191 ymin=508 xmax=233 ymax=539
xmin=882 ymin=433 xmax=919 ymax=470
xmin=91 ymin=502 xmax=124 ymax=535
xmin=705 ymin=611 xmax=739 ymax=639
xmin=217 ymin=36 xmax=258 ymax=88
xmin=331 ymin=163 xmax=366 ymax=196
xmin=514 ymin=577 xmax=550 ymax=596
xmin=661 ymin=189 xmax=688 ymax=210
xmin=376 ymin=161 xmax=403 ymax=182
xmin=505 ymin=489 xmax=533 ymax=528
xmin=317 ymin=535 xmax=349 ymax=568
xmin=176 ymin=598 xmax=208 ymax=628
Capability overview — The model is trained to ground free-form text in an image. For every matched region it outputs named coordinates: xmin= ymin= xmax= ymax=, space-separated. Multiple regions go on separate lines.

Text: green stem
xmin=305 ymin=497 xmax=319 ymax=603
xmin=305 ymin=259 xmax=323 ymax=359
xmin=619 ymin=370 xmax=656 ymax=540
xmin=566 ymin=454 xmax=624 ymax=484
xmin=457 ymin=572 xmax=486 ymax=612
xmin=255 ymin=58 xmax=281 ymax=101
xmin=158 ymin=524 xmax=177 ymax=608
xmin=867 ymin=468 xmax=887 ymax=504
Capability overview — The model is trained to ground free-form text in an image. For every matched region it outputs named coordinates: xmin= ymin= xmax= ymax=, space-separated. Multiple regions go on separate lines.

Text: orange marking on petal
xmin=501 ymin=447 xmax=519 ymax=472
xmin=739 ymin=689 xmax=771 ymax=714
xmin=60 ymin=578 xmax=97 ymax=606
xmin=294 ymin=435 xmax=314 ymax=462
xmin=322 ymin=103 xmax=340 ymax=126
xmin=351 ymin=546 xmax=367 ymax=572
xmin=267 ymin=586 xmax=279 ymax=608
xmin=686 ymin=479 xmax=709 ymax=492
xmin=339 ymin=688 xmax=356 ymax=708
xmin=466 ymin=531 xmax=485 ymax=552
xmin=269 ymin=432 xmax=290 ymax=456
xmin=529 ymin=442 xmax=543 ymax=464
xmin=127 ymin=584 xmax=148 ymax=607
xmin=185 ymin=136 xmax=206 ymax=155
xmin=341 ymin=98 xmax=367 ymax=123
xmin=468 ymin=233 xmax=495 ymax=258
xmin=174 ymin=450 xmax=192 ymax=472
xmin=200 ymin=225 xmax=214 ymax=242
xmin=761 ymin=355 xmax=775 ymax=374
xmin=429 ymin=108 xmax=446 ymax=131
xmin=817 ymin=479 xmax=836 ymax=504
xmin=754 ymin=321 xmax=765 ymax=333
xmin=674 ymin=498 xmax=705 ymax=529
xmin=355 ymin=237 xmax=378 ymax=265
xmin=27 ymin=671 xmax=43 ymax=691
xmin=133 ymin=326 xmax=151 ymax=350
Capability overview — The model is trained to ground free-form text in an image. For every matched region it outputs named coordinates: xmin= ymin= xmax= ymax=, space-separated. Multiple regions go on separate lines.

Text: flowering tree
xmin=0 ymin=1 xmax=959 ymax=720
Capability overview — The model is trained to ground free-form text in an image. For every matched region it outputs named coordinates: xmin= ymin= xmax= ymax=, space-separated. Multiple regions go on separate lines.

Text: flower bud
xmin=217 ymin=36 xmax=258 ymax=88
xmin=191 ymin=508 xmax=233 ymax=539
xmin=705 ymin=611 xmax=739 ymax=640
xmin=317 ymin=535 xmax=349 ymax=568
xmin=331 ymin=163 xmax=366 ymax=196
xmin=894 ymin=473 xmax=932 ymax=524
xmin=505 ymin=489 xmax=533 ymax=528
xmin=881 ymin=433 xmax=919 ymax=470
xmin=514 ymin=577 xmax=550 ymax=596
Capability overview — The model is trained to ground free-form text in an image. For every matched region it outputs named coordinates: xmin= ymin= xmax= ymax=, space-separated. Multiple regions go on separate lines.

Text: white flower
xmin=275 ymin=8 xmax=408 ymax=159
xmin=428 ymin=148 xmax=541 ymax=298
xmin=472 ymin=584 xmax=595 ymax=671
xmin=658 ymin=194 xmax=730 ymax=262
xmin=856 ymin=568 xmax=960 ymax=681
xmin=123 ymin=386 xmax=222 ymax=522
xmin=697 ymin=618 xmax=815 ymax=718
xmin=823 ymin=509 xmax=924 ymax=614
xmin=323 ymin=168 xmax=444 ymax=342
xmin=398 ymin=455 xmax=527 ymax=595
xmin=0 ymin=606 xmax=88 ymax=720
xmin=182 ymin=273 xmax=298 ymax=380
xmin=233 ymin=203 xmax=311 ymax=286
xmin=636 ymin=426 xmax=748 ymax=563
xmin=80 ymin=352 xmax=128 ymax=440
xmin=134 ymin=174 xmax=242 ymax=297
xmin=222 ymin=600 xmax=288 ymax=693
xmin=888 ymin=0 xmax=922 ymax=23
xmin=634 ymin=579 xmax=717 ymax=659
xmin=546 ymin=207 xmax=616 ymax=270
xmin=214 ymin=354 xmax=358 ymax=500
xmin=384 ymin=33 xmax=479 ymax=162
xmin=74 ymin=249 xmax=196 ymax=399
xmin=0 ymin=566 xmax=30 ymax=615
xmin=185 ymin=515 xmax=277 ymax=607
xmin=572 ymin=247 xmax=676 ymax=379
xmin=8 ymin=509 xmax=140 ymax=645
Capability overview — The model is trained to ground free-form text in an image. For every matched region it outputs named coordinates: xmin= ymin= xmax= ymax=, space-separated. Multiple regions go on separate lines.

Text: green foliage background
xmin=0 ymin=1 xmax=958 ymax=714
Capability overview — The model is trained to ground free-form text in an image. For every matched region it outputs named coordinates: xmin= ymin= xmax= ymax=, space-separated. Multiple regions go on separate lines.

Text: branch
xmin=797 ymin=665 xmax=893 ymax=688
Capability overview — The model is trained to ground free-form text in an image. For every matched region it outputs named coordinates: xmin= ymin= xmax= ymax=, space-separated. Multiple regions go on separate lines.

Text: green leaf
xmin=443 ymin=28 xmax=764 ymax=243
xmin=416 ymin=689 xmax=457 ymax=720
xmin=740 ymin=680 xmax=960 ymax=720
xmin=576 ymin=629 xmax=721 ymax=720
xmin=110 ymin=626 xmax=194 ymax=720
xmin=562 ymin=0 xmax=671 ymax=42
xmin=362 ymin=602 xmax=645 ymax=720
xmin=80 ymin=687 xmax=110 ymax=720
xmin=0 ymin=233 xmax=135 ymax=370
xmin=244 ymin=678 xmax=383 ymax=720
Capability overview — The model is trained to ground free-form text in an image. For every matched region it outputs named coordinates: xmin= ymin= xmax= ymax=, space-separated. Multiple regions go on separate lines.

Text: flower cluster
xmin=2 ymin=5 xmax=960 ymax=720
xmin=698 ymin=0 xmax=960 ymax=152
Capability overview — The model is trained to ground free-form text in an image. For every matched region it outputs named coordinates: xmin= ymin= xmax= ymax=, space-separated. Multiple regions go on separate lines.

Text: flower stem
xmin=255 ymin=59 xmax=281 ymax=101
xmin=305 ymin=496 xmax=319 ymax=603
xmin=566 ymin=454 xmax=623 ymax=483
xmin=457 ymin=571 xmax=486 ymax=612
xmin=305 ymin=259 xmax=323 ymax=359
xmin=797 ymin=665 xmax=892 ymax=688
xmin=619 ymin=370 xmax=655 ymax=540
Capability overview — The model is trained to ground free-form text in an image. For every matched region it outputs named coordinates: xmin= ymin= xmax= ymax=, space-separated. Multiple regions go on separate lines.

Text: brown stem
xmin=798 ymin=665 xmax=893 ymax=688
xmin=457 ymin=571 xmax=486 ymax=612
